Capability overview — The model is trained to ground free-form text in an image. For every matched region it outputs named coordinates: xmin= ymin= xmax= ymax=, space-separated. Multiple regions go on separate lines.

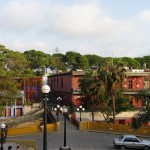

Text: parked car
xmin=113 ymin=134 xmax=150 ymax=150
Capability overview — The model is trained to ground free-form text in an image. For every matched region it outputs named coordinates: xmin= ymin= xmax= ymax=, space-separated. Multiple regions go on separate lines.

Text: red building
xmin=122 ymin=69 xmax=149 ymax=108
xmin=47 ymin=69 xmax=150 ymax=125
xmin=114 ymin=69 xmax=150 ymax=125
xmin=48 ymin=71 xmax=85 ymax=107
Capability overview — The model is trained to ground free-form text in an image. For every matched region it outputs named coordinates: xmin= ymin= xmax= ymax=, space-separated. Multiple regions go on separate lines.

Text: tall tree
xmin=98 ymin=62 xmax=127 ymax=122
xmin=132 ymin=89 xmax=150 ymax=129
xmin=0 ymin=45 xmax=32 ymax=113
xmin=0 ymin=45 xmax=19 ymax=112
xmin=79 ymin=70 xmax=98 ymax=121
xmin=24 ymin=50 xmax=51 ymax=75
xmin=51 ymin=53 xmax=66 ymax=73
xmin=64 ymin=51 xmax=89 ymax=71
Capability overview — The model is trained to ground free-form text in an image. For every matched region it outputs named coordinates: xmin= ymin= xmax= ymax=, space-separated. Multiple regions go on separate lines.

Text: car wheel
xmin=120 ymin=145 xmax=126 ymax=150
xmin=143 ymin=146 xmax=149 ymax=150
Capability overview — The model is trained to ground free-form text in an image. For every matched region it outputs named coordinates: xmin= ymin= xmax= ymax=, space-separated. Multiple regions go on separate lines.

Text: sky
xmin=0 ymin=0 xmax=150 ymax=57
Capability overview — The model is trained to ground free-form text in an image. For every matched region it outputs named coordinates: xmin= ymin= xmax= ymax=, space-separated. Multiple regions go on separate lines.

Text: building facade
xmin=2 ymin=77 xmax=43 ymax=118
xmin=48 ymin=71 xmax=85 ymax=107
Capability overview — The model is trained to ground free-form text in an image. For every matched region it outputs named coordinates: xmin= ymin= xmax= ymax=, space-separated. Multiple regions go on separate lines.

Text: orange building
xmin=3 ymin=77 xmax=43 ymax=118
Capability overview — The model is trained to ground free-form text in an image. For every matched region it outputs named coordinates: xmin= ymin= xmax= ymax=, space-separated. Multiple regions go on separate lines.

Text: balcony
xmin=122 ymin=89 xmax=141 ymax=95
xmin=71 ymin=88 xmax=81 ymax=94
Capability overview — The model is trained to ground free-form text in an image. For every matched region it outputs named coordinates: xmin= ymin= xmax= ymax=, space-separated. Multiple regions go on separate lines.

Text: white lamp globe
xmin=1 ymin=123 xmax=6 ymax=129
xmin=41 ymin=85 xmax=50 ymax=94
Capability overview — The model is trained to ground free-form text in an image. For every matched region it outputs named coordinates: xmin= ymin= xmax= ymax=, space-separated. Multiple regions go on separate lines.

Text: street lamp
xmin=54 ymin=105 xmax=63 ymax=121
xmin=41 ymin=85 xmax=50 ymax=150
xmin=63 ymin=107 xmax=67 ymax=148
xmin=77 ymin=105 xmax=85 ymax=122
xmin=57 ymin=97 xmax=62 ymax=105
xmin=0 ymin=123 xmax=6 ymax=150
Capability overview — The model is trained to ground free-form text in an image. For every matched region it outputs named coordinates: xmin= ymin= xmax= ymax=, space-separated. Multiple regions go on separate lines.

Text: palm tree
xmin=98 ymin=63 xmax=126 ymax=122
xmin=79 ymin=63 xmax=127 ymax=123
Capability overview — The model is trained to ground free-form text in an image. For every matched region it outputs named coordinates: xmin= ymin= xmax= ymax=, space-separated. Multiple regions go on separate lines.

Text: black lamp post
xmin=0 ymin=123 xmax=6 ymax=150
xmin=41 ymin=85 xmax=50 ymax=150
xmin=77 ymin=105 xmax=85 ymax=122
xmin=57 ymin=97 xmax=62 ymax=105
xmin=63 ymin=108 xmax=67 ymax=148
xmin=54 ymin=105 xmax=63 ymax=121
xmin=59 ymin=107 xmax=71 ymax=150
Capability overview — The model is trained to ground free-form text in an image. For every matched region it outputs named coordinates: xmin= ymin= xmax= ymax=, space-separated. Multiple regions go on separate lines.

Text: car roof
xmin=122 ymin=135 xmax=136 ymax=138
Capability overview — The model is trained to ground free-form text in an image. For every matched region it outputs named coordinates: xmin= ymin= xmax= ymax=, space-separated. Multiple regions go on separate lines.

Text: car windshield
xmin=119 ymin=136 xmax=124 ymax=141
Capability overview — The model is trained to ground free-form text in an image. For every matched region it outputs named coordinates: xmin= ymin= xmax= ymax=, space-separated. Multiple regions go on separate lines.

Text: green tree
xmin=0 ymin=44 xmax=32 ymax=113
xmin=98 ymin=62 xmax=127 ymax=122
xmin=24 ymin=50 xmax=51 ymax=75
xmin=132 ymin=89 xmax=150 ymax=129
xmin=6 ymin=51 xmax=32 ymax=77
xmin=135 ymin=56 xmax=150 ymax=69
xmin=79 ymin=70 xmax=98 ymax=122
xmin=84 ymin=54 xmax=103 ymax=67
xmin=121 ymin=57 xmax=141 ymax=69
xmin=64 ymin=51 xmax=89 ymax=71
xmin=51 ymin=53 xmax=66 ymax=73
xmin=0 ymin=77 xmax=18 ymax=106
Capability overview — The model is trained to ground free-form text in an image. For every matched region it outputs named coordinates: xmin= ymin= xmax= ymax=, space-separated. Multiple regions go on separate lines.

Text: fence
xmin=79 ymin=122 xmax=150 ymax=136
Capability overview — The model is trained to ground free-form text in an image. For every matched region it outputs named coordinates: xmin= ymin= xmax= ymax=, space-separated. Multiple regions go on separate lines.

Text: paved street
xmin=6 ymin=115 xmax=150 ymax=150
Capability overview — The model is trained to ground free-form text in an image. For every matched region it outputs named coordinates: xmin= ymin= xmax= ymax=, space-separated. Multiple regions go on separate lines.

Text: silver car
xmin=113 ymin=135 xmax=150 ymax=150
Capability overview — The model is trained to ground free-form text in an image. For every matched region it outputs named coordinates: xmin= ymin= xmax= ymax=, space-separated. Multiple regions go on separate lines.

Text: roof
xmin=125 ymin=72 xmax=149 ymax=76
xmin=115 ymin=111 xmax=139 ymax=119
xmin=123 ymin=135 xmax=136 ymax=138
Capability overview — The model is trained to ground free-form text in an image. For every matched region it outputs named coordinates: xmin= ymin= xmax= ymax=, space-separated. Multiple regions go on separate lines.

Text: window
xmin=61 ymin=77 xmax=63 ymax=87
xmin=57 ymin=78 xmax=59 ymax=87
xmin=124 ymin=138 xmax=132 ymax=142
xmin=119 ymin=136 xmax=124 ymax=141
xmin=51 ymin=79 xmax=53 ymax=87
xmin=132 ymin=138 xmax=140 ymax=142
xmin=54 ymin=78 xmax=56 ymax=87
xmin=128 ymin=80 xmax=133 ymax=89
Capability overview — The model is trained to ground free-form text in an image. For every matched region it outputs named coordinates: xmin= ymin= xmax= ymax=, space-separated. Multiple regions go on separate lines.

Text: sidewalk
xmin=3 ymin=142 xmax=19 ymax=150
xmin=3 ymin=141 xmax=35 ymax=150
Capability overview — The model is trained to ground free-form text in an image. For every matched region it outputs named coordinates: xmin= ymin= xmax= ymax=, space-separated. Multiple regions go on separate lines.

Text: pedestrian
xmin=5 ymin=123 xmax=8 ymax=138
xmin=39 ymin=122 xmax=43 ymax=132
xmin=8 ymin=146 xmax=12 ymax=150
xmin=16 ymin=146 xmax=20 ymax=150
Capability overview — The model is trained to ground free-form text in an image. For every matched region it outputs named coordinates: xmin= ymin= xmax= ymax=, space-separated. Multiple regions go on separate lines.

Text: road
xmin=7 ymin=115 xmax=150 ymax=150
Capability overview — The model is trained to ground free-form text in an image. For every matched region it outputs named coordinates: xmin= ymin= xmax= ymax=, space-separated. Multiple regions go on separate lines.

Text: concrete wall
xmin=7 ymin=123 xmax=59 ymax=136
xmin=79 ymin=122 xmax=150 ymax=136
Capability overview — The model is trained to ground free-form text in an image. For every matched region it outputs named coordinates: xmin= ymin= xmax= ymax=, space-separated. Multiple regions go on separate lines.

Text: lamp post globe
xmin=1 ymin=123 xmax=6 ymax=150
xmin=41 ymin=85 xmax=50 ymax=94
xmin=41 ymin=84 xmax=50 ymax=150
xmin=77 ymin=105 xmax=85 ymax=122
xmin=0 ymin=123 xmax=6 ymax=129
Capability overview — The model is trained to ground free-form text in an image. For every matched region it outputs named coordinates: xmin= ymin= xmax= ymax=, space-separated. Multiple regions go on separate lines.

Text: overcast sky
xmin=0 ymin=0 xmax=150 ymax=57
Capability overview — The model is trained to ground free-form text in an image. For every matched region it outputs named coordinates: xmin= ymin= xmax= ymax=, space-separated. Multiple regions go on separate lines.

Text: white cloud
xmin=0 ymin=0 xmax=150 ymax=57
xmin=138 ymin=10 xmax=150 ymax=21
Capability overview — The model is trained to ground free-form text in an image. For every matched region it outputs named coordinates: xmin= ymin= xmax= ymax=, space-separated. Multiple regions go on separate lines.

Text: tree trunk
xmin=91 ymin=111 xmax=94 ymax=122
xmin=112 ymin=96 xmax=115 ymax=123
